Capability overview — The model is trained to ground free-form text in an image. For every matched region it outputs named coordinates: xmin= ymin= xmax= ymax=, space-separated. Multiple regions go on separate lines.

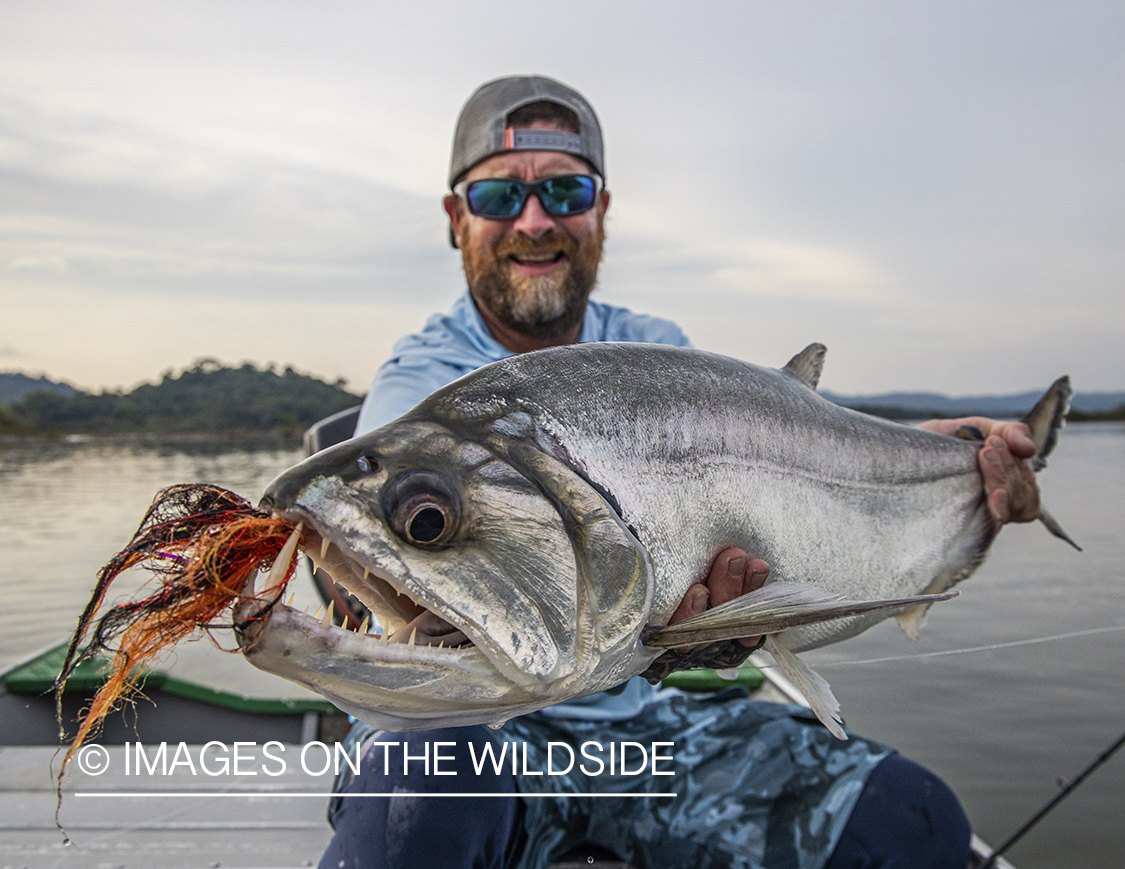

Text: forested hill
xmin=0 ymin=359 xmax=362 ymax=436
xmin=0 ymin=372 xmax=78 ymax=405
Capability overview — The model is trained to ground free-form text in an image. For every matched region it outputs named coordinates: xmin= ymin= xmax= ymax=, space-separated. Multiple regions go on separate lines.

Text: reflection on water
xmin=1 ymin=426 xmax=1123 ymax=869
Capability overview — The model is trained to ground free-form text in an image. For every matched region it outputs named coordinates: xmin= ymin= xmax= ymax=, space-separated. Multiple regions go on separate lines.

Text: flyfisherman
xmin=321 ymin=75 xmax=1040 ymax=869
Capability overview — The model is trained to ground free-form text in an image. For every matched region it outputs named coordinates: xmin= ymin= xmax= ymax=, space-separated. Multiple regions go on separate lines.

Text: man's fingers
xmin=669 ymin=583 xmax=709 ymax=626
xmin=980 ymin=437 xmax=1039 ymax=524
xmin=708 ymin=550 xmax=748 ymax=608
xmin=1008 ymin=459 xmax=1039 ymax=522
xmin=996 ymin=421 xmax=1036 ymax=459
xmin=746 ymin=559 xmax=770 ymax=593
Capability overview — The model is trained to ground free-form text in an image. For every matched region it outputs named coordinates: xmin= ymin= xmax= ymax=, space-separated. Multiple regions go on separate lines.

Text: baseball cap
xmin=448 ymin=75 xmax=605 ymax=188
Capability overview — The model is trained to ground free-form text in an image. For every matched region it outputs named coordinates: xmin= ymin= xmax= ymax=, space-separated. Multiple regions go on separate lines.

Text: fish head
xmin=237 ymin=413 xmax=654 ymax=730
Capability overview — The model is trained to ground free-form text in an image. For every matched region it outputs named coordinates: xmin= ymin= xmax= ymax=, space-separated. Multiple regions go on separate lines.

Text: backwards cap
xmin=448 ymin=75 xmax=605 ymax=188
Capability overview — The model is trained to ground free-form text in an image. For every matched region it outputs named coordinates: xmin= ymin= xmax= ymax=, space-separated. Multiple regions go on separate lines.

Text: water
xmin=803 ymin=422 xmax=1125 ymax=867
xmin=1 ymin=427 xmax=1122 ymax=868
xmin=0 ymin=437 xmax=304 ymax=675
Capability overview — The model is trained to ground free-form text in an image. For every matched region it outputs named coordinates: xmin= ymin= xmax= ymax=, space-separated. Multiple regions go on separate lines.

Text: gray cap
xmin=448 ymin=75 xmax=605 ymax=188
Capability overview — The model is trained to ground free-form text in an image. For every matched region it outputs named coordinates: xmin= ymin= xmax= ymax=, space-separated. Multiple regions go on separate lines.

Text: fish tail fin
xmin=763 ymin=635 xmax=846 ymax=740
xmin=1023 ymin=375 xmax=1071 ymax=471
xmin=1037 ymin=506 xmax=1083 ymax=551
xmin=1021 ymin=376 xmax=1082 ymax=550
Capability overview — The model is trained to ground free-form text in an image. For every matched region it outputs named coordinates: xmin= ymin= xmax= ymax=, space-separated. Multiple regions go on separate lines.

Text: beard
xmin=460 ymin=220 xmax=605 ymax=340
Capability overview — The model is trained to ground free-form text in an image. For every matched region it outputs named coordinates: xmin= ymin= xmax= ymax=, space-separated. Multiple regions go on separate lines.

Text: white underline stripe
xmin=74 ymin=792 xmax=678 ymax=798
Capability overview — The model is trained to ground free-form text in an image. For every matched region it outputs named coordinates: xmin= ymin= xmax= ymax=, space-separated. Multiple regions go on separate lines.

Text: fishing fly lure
xmin=54 ymin=483 xmax=300 ymax=778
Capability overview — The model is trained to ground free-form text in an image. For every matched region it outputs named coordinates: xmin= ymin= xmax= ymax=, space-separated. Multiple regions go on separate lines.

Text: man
xmin=323 ymin=75 xmax=1039 ymax=869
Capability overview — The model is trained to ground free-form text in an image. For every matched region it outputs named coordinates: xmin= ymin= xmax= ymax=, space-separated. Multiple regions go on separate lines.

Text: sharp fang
xmin=286 ymin=593 xmax=296 ymax=607
xmin=321 ymin=601 xmax=334 ymax=627
xmin=313 ymin=606 xmax=323 ymax=621
xmin=267 ymin=526 xmax=302 ymax=590
xmin=359 ymin=615 xmax=370 ymax=635
xmin=363 ymin=567 xmax=371 ymax=582
xmin=408 ymin=627 xmax=417 ymax=647
xmin=320 ymin=536 xmax=331 ymax=561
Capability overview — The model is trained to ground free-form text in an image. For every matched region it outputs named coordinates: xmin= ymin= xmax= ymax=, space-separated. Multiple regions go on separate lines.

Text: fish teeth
xmin=320 ymin=536 xmax=331 ymax=561
xmin=359 ymin=615 xmax=370 ymax=635
xmin=321 ymin=601 xmax=334 ymax=628
xmin=267 ymin=526 xmax=302 ymax=590
xmin=408 ymin=627 xmax=417 ymax=647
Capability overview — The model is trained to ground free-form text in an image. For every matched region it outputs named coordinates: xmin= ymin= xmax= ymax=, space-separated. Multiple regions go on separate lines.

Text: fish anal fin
xmin=894 ymin=603 xmax=930 ymax=642
xmin=764 ymin=635 xmax=846 ymax=740
xmin=783 ymin=343 xmax=827 ymax=391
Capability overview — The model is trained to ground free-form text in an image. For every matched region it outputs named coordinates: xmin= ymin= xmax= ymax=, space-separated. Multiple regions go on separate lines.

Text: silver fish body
xmin=238 ymin=343 xmax=1069 ymax=734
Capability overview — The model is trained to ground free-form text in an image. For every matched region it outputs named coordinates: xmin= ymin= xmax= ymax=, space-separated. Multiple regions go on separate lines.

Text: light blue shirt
xmin=355 ymin=290 xmax=691 ymax=433
xmin=355 ymin=290 xmax=692 ymax=720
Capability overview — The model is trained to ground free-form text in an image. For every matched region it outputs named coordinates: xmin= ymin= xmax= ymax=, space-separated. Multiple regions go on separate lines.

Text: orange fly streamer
xmin=55 ymin=483 xmax=301 ymax=781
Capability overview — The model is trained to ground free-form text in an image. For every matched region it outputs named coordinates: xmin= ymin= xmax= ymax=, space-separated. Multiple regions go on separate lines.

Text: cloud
xmin=0 ymin=95 xmax=454 ymax=305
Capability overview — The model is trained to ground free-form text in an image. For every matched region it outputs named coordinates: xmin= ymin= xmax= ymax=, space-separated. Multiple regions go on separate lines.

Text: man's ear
xmin=599 ymin=188 xmax=611 ymax=216
xmin=443 ymin=193 xmax=462 ymax=249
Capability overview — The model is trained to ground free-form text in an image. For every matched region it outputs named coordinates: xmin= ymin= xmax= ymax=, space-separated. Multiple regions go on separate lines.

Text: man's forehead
xmin=463 ymin=149 xmax=593 ymax=182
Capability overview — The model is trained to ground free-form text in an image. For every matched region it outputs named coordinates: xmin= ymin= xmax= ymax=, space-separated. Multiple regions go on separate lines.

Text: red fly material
xmin=54 ymin=483 xmax=300 ymax=781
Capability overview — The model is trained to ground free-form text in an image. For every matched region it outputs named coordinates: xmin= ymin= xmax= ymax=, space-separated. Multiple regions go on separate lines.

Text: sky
xmin=1 ymin=1 xmax=1122 ymax=397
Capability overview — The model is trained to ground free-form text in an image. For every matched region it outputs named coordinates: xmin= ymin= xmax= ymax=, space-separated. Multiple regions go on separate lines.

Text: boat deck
xmin=0 ymin=643 xmax=1011 ymax=869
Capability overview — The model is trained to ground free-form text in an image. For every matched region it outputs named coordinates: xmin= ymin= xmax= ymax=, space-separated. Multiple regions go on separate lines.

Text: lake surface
xmin=1 ymin=426 xmax=1122 ymax=868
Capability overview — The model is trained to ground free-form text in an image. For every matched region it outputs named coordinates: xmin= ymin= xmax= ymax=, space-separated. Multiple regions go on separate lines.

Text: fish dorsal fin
xmin=1023 ymin=375 xmax=1072 ymax=471
xmin=783 ymin=343 xmax=827 ymax=390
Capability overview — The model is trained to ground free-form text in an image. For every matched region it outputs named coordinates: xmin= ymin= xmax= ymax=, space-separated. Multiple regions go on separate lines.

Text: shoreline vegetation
xmin=0 ymin=359 xmax=362 ymax=441
xmin=1 ymin=361 xmax=1122 ymax=441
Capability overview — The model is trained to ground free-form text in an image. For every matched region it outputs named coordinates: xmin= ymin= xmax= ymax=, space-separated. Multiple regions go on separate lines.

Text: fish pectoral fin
xmin=642 ymin=580 xmax=958 ymax=649
xmin=764 ymin=635 xmax=847 ymax=740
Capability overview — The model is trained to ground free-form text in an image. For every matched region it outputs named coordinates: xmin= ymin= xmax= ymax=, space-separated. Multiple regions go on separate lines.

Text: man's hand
xmin=668 ymin=548 xmax=769 ymax=648
xmin=918 ymin=417 xmax=1039 ymax=524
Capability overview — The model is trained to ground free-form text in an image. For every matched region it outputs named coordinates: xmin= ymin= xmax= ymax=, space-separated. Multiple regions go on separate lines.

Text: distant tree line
xmin=839 ymin=403 xmax=1125 ymax=422
xmin=0 ymin=359 xmax=363 ymax=437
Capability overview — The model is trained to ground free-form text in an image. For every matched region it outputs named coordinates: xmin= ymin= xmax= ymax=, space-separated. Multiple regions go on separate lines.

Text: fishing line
xmin=809 ymin=624 xmax=1125 ymax=669
xmin=979 ymin=727 xmax=1125 ymax=868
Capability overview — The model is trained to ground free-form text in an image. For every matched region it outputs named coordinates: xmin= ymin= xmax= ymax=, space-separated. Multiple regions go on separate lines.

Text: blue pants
xmin=321 ymin=721 xmax=969 ymax=869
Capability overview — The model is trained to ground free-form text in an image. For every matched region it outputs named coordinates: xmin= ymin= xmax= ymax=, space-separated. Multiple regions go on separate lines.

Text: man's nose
xmin=511 ymin=193 xmax=556 ymax=239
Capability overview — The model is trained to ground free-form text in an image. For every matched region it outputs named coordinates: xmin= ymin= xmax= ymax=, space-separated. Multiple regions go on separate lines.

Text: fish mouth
xmin=237 ymin=512 xmax=483 ymax=659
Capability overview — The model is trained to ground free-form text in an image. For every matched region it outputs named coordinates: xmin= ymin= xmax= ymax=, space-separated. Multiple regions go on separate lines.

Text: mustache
xmin=494 ymin=230 xmax=579 ymax=261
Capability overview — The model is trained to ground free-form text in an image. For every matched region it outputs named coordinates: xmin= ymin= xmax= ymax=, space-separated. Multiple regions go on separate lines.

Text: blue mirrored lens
xmin=539 ymin=175 xmax=596 ymax=214
xmin=466 ymin=180 xmax=524 ymax=218
xmin=465 ymin=175 xmax=597 ymax=218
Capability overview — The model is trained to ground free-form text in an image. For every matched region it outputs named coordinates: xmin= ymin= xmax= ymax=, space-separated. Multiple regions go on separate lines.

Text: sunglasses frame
xmin=453 ymin=174 xmax=603 ymax=219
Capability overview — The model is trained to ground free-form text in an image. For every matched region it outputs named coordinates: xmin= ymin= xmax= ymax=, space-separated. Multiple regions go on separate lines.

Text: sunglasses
xmin=454 ymin=174 xmax=602 ymax=219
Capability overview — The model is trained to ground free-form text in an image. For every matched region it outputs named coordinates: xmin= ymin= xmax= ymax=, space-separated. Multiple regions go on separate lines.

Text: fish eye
xmin=383 ymin=472 xmax=459 ymax=549
xmin=404 ymin=504 xmax=447 ymax=544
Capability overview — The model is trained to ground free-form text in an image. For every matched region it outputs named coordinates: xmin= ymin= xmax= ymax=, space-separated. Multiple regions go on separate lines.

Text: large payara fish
xmin=232 ymin=342 xmax=1075 ymax=738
